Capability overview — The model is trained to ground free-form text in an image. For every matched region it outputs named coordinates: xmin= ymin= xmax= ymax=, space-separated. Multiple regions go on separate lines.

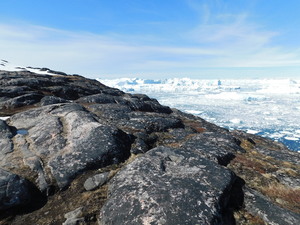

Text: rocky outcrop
xmin=0 ymin=69 xmax=299 ymax=224
xmin=99 ymin=147 xmax=238 ymax=225
xmin=5 ymin=103 xmax=132 ymax=190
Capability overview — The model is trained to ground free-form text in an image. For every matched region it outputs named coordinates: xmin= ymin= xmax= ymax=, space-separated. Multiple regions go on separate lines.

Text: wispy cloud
xmin=184 ymin=1 xmax=300 ymax=68
xmin=0 ymin=22 xmax=223 ymax=76
xmin=1 ymin=3 xmax=300 ymax=80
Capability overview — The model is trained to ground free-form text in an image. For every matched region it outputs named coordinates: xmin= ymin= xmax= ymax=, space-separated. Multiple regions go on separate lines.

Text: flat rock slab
xmin=99 ymin=146 xmax=237 ymax=225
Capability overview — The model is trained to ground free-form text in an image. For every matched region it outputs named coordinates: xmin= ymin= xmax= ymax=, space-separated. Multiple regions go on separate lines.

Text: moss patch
xmin=228 ymin=138 xmax=300 ymax=215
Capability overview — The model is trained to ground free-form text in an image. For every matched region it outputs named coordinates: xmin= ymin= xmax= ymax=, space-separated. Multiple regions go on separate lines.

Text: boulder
xmin=99 ymin=147 xmax=238 ymax=225
xmin=63 ymin=207 xmax=85 ymax=225
xmin=84 ymin=172 xmax=110 ymax=191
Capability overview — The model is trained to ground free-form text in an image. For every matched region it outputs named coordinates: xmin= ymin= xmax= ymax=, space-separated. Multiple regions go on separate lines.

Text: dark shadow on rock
xmin=217 ymin=153 xmax=236 ymax=166
xmin=228 ymin=176 xmax=245 ymax=210
xmin=0 ymin=179 xmax=47 ymax=220
xmin=20 ymin=180 xmax=48 ymax=213
xmin=218 ymin=176 xmax=245 ymax=225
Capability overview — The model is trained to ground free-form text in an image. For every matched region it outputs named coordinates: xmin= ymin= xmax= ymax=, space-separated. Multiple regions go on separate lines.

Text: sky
xmin=1 ymin=0 xmax=300 ymax=79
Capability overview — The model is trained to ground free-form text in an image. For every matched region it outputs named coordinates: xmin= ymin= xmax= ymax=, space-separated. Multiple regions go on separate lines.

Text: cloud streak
xmin=1 ymin=6 xmax=300 ymax=79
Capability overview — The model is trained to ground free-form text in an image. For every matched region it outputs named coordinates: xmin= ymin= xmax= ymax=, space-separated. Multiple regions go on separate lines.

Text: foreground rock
xmin=1 ymin=103 xmax=132 ymax=191
xmin=0 ymin=69 xmax=299 ymax=224
xmin=100 ymin=147 xmax=238 ymax=225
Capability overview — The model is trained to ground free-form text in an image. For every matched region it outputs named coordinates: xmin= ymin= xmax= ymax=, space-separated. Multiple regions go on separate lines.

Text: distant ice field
xmin=99 ymin=78 xmax=300 ymax=152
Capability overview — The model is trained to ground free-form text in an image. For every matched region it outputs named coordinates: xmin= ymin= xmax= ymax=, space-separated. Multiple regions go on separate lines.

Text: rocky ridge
xmin=0 ymin=68 xmax=299 ymax=224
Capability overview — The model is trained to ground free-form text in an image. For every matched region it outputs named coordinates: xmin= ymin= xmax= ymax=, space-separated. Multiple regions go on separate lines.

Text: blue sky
xmin=1 ymin=0 xmax=300 ymax=79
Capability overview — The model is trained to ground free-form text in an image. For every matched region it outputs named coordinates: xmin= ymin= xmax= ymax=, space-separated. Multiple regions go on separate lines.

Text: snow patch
xmin=0 ymin=60 xmax=25 ymax=71
xmin=0 ymin=60 xmax=60 ymax=76
xmin=0 ymin=116 xmax=10 ymax=121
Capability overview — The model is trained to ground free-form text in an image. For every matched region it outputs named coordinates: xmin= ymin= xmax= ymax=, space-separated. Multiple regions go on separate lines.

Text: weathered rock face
xmin=0 ymin=119 xmax=15 ymax=155
xmin=1 ymin=103 xmax=132 ymax=191
xmin=99 ymin=147 xmax=238 ymax=225
xmin=0 ymin=71 xmax=170 ymax=116
xmin=0 ymin=69 xmax=299 ymax=224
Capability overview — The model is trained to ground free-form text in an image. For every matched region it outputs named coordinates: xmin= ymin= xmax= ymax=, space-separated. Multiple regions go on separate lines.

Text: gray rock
xmin=181 ymin=132 xmax=244 ymax=166
xmin=120 ymin=95 xmax=172 ymax=113
xmin=40 ymin=96 xmax=69 ymax=106
xmin=0 ymin=71 xmax=114 ymax=115
xmin=0 ymin=93 xmax=43 ymax=109
xmin=64 ymin=207 xmax=84 ymax=219
xmin=86 ymin=104 xmax=132 ymax=121
xmin=0 ymin=70 xmax=172 ymax=117
xmin=62 ymin=218 xmax=85 ymax=225
xmin=99 ymin=146 xmax=237 ymax=225
xmin=1 ymin=68 xmax=298 ymax=225
xmin=0 ymin=86 xmax=32 ymax=98
xmin=3 ymin=103 xmax=132 ymax=190
xmin=0 ymin=168 xmax=31 ymax=210
xmin=84 ymin=172 xmax=110 ymax=191
xmin=63 ymin=207 xmax=85 ymax=225
xmin=119 ymin=112 xmax=184 ymax=133
xmin=0 ymin=119 xmax=15 ymax=157
xmin=130 ymin=138 xmax=149 ymax=154
xmin=244 ymin=187 xmax=300 ymax=225
xmin=76 ymin=93 xmax=116 ymax=104
xmin=13 ymin=134 xmax=49 ymax=193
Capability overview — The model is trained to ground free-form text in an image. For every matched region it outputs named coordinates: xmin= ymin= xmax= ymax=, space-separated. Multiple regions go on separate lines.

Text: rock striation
xmin=0 ymin=69 xmax=299 ymax=224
